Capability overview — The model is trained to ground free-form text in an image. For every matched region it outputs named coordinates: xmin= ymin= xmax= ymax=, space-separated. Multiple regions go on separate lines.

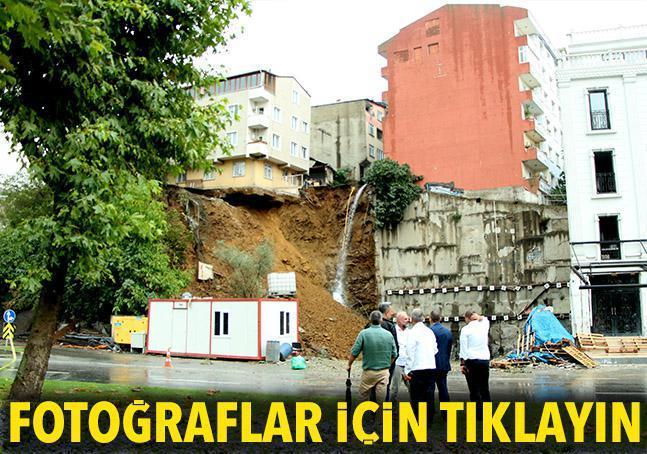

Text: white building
xmin=558 ymin=25 xmax=647 ymax=337
xmin=174 ymin=70 xmax=311 ymax=195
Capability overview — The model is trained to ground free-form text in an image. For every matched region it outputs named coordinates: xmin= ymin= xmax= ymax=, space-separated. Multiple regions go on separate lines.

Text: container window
xmin=223 ymin=312 xmax=229 ymax=335
xmin=214 ymin=311 xmax=230 ymax=336
xmin=280 ymin=311 xmax=285 ymax=335
xmin=286 ymin=312 xmax=290 ymax=334
xmin=214 ymin=311 xmax=220 ymax=336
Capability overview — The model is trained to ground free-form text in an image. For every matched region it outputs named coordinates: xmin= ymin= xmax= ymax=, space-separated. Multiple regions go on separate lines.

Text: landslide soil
xmin=167 ymin=187 xmax=377 ymax=358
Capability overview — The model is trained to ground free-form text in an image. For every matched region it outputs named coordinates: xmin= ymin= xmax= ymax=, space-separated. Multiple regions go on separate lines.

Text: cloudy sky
xmin=2 ymin=0 xmax=646 ymax=175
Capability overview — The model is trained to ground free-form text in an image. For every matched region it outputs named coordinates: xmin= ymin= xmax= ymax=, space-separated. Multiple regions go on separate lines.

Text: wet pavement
xmin=1 ymin=347 xmax=646 ymax=401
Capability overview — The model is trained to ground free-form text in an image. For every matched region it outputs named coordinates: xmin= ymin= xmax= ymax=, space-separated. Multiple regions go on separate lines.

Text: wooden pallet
xmin=562 ymin=346 xmax=597 ymax=368
xmin=576 ymin=333 xmax=608 ymax=350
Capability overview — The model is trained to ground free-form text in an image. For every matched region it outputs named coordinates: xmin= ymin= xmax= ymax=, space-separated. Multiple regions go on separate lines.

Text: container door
xmin=186 ymin=302 xmax=210 ymax=355
xmin=171 ymin=307 xmax=188 ymax=353
xmin=211 ymin=301 xmax=258 ymax=358
xmin=147 ymin=302 xmax=173 ymax=352
xmin=260 ymin=301 xmax=298 ymax=356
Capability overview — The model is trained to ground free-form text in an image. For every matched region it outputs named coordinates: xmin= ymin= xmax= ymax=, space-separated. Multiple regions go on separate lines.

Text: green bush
xmin=331 ymin=167 xmax=352 ymax=187
xmin=364 ymin=159 xmax=422 ymax=228
xmin=215 ymin=240 xmax=274 ymax=298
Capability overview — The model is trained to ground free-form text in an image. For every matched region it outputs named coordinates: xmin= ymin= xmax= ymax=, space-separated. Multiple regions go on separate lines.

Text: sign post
xmin=1 ymin=309 xmax=17 ymax=371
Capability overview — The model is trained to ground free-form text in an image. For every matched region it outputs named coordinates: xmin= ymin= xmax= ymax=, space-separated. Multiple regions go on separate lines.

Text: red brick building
xmin=378 ymin=4 xmax=563 ymax=193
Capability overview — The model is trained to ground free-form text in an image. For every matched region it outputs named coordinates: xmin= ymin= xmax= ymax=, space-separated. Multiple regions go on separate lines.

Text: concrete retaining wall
xmin=374 ymin=192 xmax=571 ymax=354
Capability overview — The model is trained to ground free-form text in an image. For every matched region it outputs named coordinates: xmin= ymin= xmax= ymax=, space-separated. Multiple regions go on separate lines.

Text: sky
xmin=2 ymin=0 xmax=646 ymax=175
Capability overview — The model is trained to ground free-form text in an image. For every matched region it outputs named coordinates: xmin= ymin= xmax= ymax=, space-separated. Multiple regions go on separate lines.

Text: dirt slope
xmin=168 ymin=187 xmax=376 ymax=358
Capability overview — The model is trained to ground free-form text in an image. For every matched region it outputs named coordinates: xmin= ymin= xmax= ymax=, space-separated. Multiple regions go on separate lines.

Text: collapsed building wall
xmin=374 ymin=191 xmax=571 ymax=354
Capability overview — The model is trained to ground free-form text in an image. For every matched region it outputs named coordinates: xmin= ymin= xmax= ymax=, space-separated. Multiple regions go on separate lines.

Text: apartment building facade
xmin=378 ymin=4 xmax=563 ymax=196
xmin=175 ymin=70 xmax=311 ymax=195
xmin=559 ymin=25 xmax=647 ymax=337
xmin=310 ymin=99 xmax=386 ymax=181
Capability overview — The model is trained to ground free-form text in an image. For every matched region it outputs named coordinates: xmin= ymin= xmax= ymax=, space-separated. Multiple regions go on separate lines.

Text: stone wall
xmin=374 ymin=191 xmax=571 ymax=354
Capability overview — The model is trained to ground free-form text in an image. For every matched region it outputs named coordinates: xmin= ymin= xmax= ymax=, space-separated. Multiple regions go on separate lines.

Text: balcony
xmin=514 ymin=16 xmax=539 ymax=37
xmin=590 ymin=110 xmax=610 ymax=130
xmin=562 ymin=49 xmax=647 ymax=69
xmin=595 ymin=172 xmax=617 ymax=194
xmin=522 ymin=146 xmax=548 ymax=172
xmin=247 ymin=113 xmax=270 ymax=129
xmin=524 ymin=118 xmax=547 ymax=143
xmin=248 ymin=86 xmax=271 ymax=103
xmin=519 ymin=59 xmax=542 ymax=89
xmin=521 ymin=89 xmax=544 ymax=116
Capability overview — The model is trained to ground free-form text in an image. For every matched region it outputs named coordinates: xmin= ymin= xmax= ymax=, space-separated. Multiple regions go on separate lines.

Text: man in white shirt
xmin=459 ymin=310 xmax=491 ymax=420
xmin=389 ymin=311 xmax=410 ymax=402
xmin=404 ymin=308 xmax=438 ymax=423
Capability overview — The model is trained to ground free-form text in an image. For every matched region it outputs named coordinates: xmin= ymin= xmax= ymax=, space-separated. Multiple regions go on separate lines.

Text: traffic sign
xmin=3 ymin=309 xmax=16 ymax=323
xmin=3 ymin=323 xmax=15 ymax=340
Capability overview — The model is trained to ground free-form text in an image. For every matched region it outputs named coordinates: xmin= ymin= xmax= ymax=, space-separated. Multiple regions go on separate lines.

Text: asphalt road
xmin=1 ymin=347 xmax=646 ymax=401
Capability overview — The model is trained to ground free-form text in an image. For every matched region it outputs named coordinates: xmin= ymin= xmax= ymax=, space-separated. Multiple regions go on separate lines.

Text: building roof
xmin=222 ymin=69 xmax=312 ymax=97
xmin=312 ymin=98 xmax=387 ymax=109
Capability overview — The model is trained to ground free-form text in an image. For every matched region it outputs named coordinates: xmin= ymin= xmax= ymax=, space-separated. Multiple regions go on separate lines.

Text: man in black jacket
xmin=366 ymin=302 xmax=398 ymax=400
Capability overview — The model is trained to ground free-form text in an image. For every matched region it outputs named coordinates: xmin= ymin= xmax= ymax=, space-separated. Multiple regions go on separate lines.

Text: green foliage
xmin=215 ymin=240 xmax=274 ymax=298
xmin=331 ymin=167 xmax=351 ymax=187
xmin=548 ymin=172 xmax=567 ymax=205
xmin=363 ymin=159 xmax=422 ymax=228
xmin=0 ymin=177 xmax=188 ymax=319
xmin=0 ymin=1 xmax=248 ymax=305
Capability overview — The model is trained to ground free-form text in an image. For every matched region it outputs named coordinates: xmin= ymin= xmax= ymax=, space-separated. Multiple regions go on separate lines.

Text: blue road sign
xmin=3 ymin=309 xmax=16 ymax=323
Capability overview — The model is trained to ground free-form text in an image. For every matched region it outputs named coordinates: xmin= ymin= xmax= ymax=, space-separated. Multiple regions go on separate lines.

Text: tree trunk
xmin=8 ymin=261 xmax=67 ymax=401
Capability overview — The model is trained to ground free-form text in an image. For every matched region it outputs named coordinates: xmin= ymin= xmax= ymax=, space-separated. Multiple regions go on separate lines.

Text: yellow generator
xmin=110 ymin=315 xmax=148 ymax=347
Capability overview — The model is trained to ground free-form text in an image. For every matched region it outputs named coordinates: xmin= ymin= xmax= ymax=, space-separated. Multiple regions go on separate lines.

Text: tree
xmin=0 ymin=0 xmax=249 ymax=400
xmin=548 ymin=172 xmax=567 ymax=205
xmin=215 ymin=240 xmax=274 ymax=298
xmin=363 ymin=159 xmax=422 ymax=228
xmin=0 ymin=177 xmax=189 ymax=320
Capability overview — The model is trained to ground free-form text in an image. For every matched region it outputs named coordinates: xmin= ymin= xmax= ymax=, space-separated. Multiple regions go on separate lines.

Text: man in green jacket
xmin=347 ymin=310 xmax=398 ymax=402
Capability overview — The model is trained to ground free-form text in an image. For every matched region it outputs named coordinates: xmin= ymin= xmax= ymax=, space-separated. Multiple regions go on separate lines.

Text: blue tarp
xmin=525 ymin=305 xmax=574 ymax=345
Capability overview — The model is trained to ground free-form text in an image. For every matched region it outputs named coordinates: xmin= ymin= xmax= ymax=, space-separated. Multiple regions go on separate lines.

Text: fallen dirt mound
xmin=168 ymin=187 xmax=376 ymax=358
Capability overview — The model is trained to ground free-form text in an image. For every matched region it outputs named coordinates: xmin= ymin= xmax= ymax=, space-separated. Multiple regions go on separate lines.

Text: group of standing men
xmin=348 ymin=302 xmax=491 ymax=422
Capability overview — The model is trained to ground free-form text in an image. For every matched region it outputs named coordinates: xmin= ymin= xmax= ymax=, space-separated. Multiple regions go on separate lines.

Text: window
xmin=228 ymin=104 xmax=239 ymax=117
xmin=589 ymin=89 xmax=610 ymax=130
xmin=301 ymin=121 xmax=309 ymax=133
xmin=518 ymin=46 xmax=528 ymax=63
xmin=213 ymin=311 xmax=229 ymax=336
xmin=176 ymin=173 xmax=187 ymax=183
xmin=264 ymin=162 xmax=273 ymax=180
xmin=291 ymin=116 xmax=298 ymax=130
xmin=301 ymin=146 xmax=308 ymax=159
xmin=377 ymin=128 xmax=383 ymax=141
xmin=272 ymin=106 xmax=281 ymax=122
xmin=369 ymin=144 xmax=375 ymax=158
xmin=204 ymin=170 xmax=216 ymax=181
xmin=227 ymin=131 xmax=238 ymax=146
xmin=290 ymin=141 xmax=298 ymax=157
xmin=377 ymin=111 xmax=384 ymax=121
xmin=232 ymin=160 xmax=245 ymax=177
xmin=272 ymin=134 xmax=281 ymax=150
xmin=377 ymin=149 xmax=384 ymax=160
xmin=292 ymin=90 xmax=299 ymax=104
xmin=598 ymin=215 xmax=620 ymax=260
xmin=394 ymin=49 xmax=409 ymax=62
xmin=413 ymin=46 xmax=422 ymax=63
xmin=279 ymin=311 xmax=290 ymax=335
xmin=428 ymin=43 xmax=439 ymax=55
xmin=368 ymin=124 xmax=375 ymax=136
xmin=425 ymin=17 xmax=440 ymax=36
xmin=594 ymin=151 xmax=617 ymax=194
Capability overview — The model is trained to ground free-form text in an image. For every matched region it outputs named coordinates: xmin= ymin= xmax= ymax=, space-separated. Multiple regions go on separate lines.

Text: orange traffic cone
xmin=164 ymin=349 xmax=173 ymax=368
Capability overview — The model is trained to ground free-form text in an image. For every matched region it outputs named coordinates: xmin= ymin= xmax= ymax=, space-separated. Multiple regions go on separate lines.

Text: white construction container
xmin=267 ymin=272 xmax=297 ymax=296
xmin=146 ymin=298 xmax=299 ymax=360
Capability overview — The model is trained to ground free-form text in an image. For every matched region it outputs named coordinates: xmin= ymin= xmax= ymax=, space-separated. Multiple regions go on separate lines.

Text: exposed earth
xmin=167 ymin=186 xmax=377 ymax=358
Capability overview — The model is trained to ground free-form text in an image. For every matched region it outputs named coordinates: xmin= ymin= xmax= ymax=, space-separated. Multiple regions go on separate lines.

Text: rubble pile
xmin=492 ymin=305 xmax=597 ymax=369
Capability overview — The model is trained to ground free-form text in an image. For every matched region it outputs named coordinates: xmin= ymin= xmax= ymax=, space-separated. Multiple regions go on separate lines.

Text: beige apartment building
xmin=310 ymin=99 xmax=386 ymax=181
xmin=173 ymin=70 xmax=311 ymax=195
